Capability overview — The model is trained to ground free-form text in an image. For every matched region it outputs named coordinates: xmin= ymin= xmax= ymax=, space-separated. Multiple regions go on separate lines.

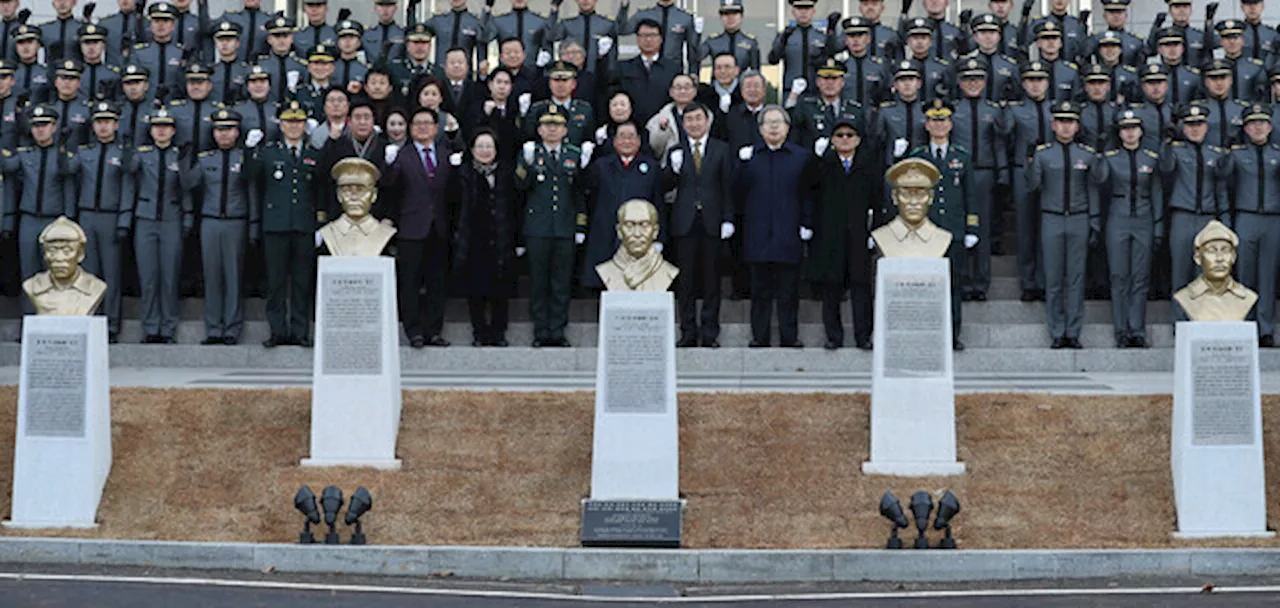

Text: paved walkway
xmin=1 ymin=367 xmax=1277 ymax=394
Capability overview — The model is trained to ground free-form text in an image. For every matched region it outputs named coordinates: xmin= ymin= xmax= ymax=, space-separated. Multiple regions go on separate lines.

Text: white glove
xmin=597 ymin=36 xmax=613 ymax=57
xmin=893 ymin=138 xmax=908 ymax=158
xmin=694 ymin=16 xmax=704 ymax=34
xmin=484 ymin=100 xmax=497 ymax=115
xmin=449 ymin=151 xmax=463 ymax=166
xmin=720 ymin=221 xmax=735 ymax=240
xmin=384 ymin=144 xmax=401 ymax=166
xmin=738 ymin=145 xmax=753 ymax=161
xmin=580 ymin=141 xmax=595 ymax=166
xmin=287 ymin=70 xmax=300 ymax=92
xmin=315 ymin=230 xmax=324 ymax=248
xmin=306 ymin=118 xmax=319 ymax=132
xmin=964 ymin=234 xmax=979 ymax=249
xmin=245 ymin=128 xmax=264 ymax=147
xmin=536 ymin=49 xmax=552 ymax=67
xmin=654 ymin=241 xmax=663 ymax=253
xmin=374 ymin=124 xmax=383 ymax=134
xmin=595 ymin=124 xmax=608 ymax=145
xmin=575 ymin=232 xmax=586 ymax=245
xmin=791 ymin=78 xmax=807 ymax=95
xmin=669 ymin=149 xmax=684 ymax=172
xmin=522 ymin=141 xmax=536 ymax=165
xmin=814 ymin=137 xmax=829 ymax=157
xmin=868 ymin=236 xmax=877 ymax=250
xmin=799 ymin=226 xmax=814 ymax=241
xmin=719 ymin=93 xmax=731 ymax=114
xmin=518 ymin=92 xmax=532 ymax=116
xmin=516 ymin=246 xmax=526 ymax=257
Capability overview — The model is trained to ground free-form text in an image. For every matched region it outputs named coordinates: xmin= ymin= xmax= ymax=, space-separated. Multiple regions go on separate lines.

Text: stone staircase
xmin=0 ymin=256 xmax=1275 ymax=373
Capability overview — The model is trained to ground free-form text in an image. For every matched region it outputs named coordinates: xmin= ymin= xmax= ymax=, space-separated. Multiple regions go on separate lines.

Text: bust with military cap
xmin=872 ymin=158 xmax=952 ymax=258
xmin=319 ymin=157 xmax=397 ymax=257
xmin=22 ymin=216 xmax=108 ymax=316
xmin=1174 ymin=220 xmax=1258 ymax=321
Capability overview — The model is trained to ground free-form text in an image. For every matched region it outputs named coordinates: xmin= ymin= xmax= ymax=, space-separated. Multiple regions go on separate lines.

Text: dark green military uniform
xmin=789 ymin=59 xmax=861 ymax=149
xmin=523 ymin=99 xmax=595 ymax=146
xmin=515 ymin=106 xmax=586 ymax=346
xmin=247 ymin=100 xmax=320 ymax=347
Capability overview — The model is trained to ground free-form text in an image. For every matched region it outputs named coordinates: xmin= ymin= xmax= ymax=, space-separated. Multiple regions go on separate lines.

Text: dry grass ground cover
xmin=0 ymin=388 xmax=1278 ymax=549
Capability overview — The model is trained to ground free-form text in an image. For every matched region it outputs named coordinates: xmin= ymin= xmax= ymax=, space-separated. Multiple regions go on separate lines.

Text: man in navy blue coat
xmin=581 ymin=121 xmax=666 ymax=289
xmin=732 ymin=105 xmax=814 ymax=348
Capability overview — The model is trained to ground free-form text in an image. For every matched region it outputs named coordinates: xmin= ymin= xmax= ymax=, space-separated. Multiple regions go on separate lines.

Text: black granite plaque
xmin=581 ymin=500 xmax=683 ymax=548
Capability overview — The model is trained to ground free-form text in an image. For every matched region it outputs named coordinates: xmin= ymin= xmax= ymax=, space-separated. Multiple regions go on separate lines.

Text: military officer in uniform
xmin=363 ymin=0 xmax=405 ymax=64
xmin=871 ymin=60 xmax=928 ymax=178
xmin=101 ymin=0 xmax=151 ymax=66
xmin=1032 ymin=21 xmax=1079 ymax=103
xmin=1198 ymin=59 xmax=1249 ymax=149
xmin=1093 ymin=110 xmax=1162 ymax=348
xmin=12 ymin=25 xmax=49 ymax=104
xmin=619 ymin=0 xmax=699 ymax=72
xmin=0 ymin=60 xmax=22 ymax=150
xmin=71 ymin=100 xmax=131 ymax=341
xmin=909 ymin=99 xmax=977 ymax=350
xmin=1160 ymin=104 xmax=1232 ymax=318
xmin=210 ymin=21 xmax=250 ymax=106
xmin=247 ymin=100 xmax=318 ymax=348
xmin=524 ymin=61 xmax=594 ymax=144
xmin=549 ymin=0 xmax=621 ymax=77
xmin=790 ymin=59 xmax=859 ymax=150
xmin=38 ymin=0 xmax=82 ymax=63
xmin=48 ymin=59 xmax=93 ymax=150
xmin=1023 ymin=0 xmax=1086 ymax=61
xmin=515 ymin=105 xmax=586 ymax=348
xmin=921 ymin=0 xmax=963 ymax=60
xmin=295 ymin=45 xmax=337 ymax=120
xmin=840 ymin=17 xmax=888 ymax=108
xmin=425 ymin=0 xmax=486 ymax=69
xmin=259 ymin=15 xmax=308 ymax=104
xmin=2 ymin=105 xmax=77 ymax=315
xmin=1081 ymin=0 xmax=1145 ymax=65
xmin=900 ymin=18 xmax=952 ymax=102
xmin=77 ymin=24 xmax=120 ymax=101
xmin=132 ymin=3 xmax=188 ymax=98
xmin=857 ymin=0 xmax=899 ymax=60
xmin=121 ymin=107 xmax=191 ymax=344
xmin=169 ymin=63 xmax=222 ymax=155
xmin=389 ymin=24 xmax=446 ymax=98
xmin=1027 ymin=101 xmax=1100 ymax=349
xmin=769 ymin=0 xmax=830 ymax=99
xmin=119 ymin=65 xmax=154 ymax=147
xmin=1208 ymin=19 xmax=1266 ymax=104
xmin=221 ymin=0 xmax=272 ymax=63
xmin=334 ymin=19 xmax=370 ymax=89
xmin=182 ymin=109 xmax=260 ymax=345
xmin=232 ymin=66 xmax=280 ymax=142
xmin=1240 ymin=0 xmax=1278 ymax=62
xmin=1079 ymin=64 xmax=1118 ymax=152
xmin=1152 ymin=27 xmax=1202 ymax=109
xmin=1154 ymin=0 xmax=1206 ymax=68
xmin=951 ymin=57 xmax=1006 ymax=301
xmin=1004 ymin=60 xmax=1053 ymax=300
xmin=1226 ymin=103 xmax=1280 ymax=345
xmin=964 ymin=14 xmax=1019 ymax=103
xmin=1131 ymin=64 xmax=1174 ymax=156
xmin=483 ymin=0 xmax=552 ymax=69
xmin=700 ymin=0 xmax=759 ymax=71
xmin=295 ymin=0 xmax=337 ymax=58
xmin=1091 ymin=31 xmax=1140 ymax=104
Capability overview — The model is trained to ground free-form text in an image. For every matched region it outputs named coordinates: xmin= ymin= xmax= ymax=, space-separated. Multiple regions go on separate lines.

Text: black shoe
xmin=823 ymin=340 xmax=840 ymax=351
xmin=749 ymin=340 xmax=769 ymax=348
xmin=1128 ymin=335 xmax=1148 ymax=348
xmin=1051 ymin=337 xmax=1066 ymax=349
xmin=532 ymin=339 xmax=545 ymax=348
xmin=856 ymin=340 xmax=873 ymax=351
xmin=161 ymin=337 xmax=177 ymax=345
xmin=426 ymin=335 xmax=450 ymax=347
xmin=1066 ymin=337 xmax=1083 ymax=349
xmin=973 ymin=292 xmax=987 ymax=302
xmin=780 ymin=340 xmax=804 ymax=349
xmin=223 ymin=336 xmax=238 ymax=345
xmin=263 ymin=337 xmax=283 ymax=348
xmin=991 ymin=244 xmax=1006 ymax=256
xmin=1261 ymin=335 xmax=1275 ymax=348
xmin=472 ymin=340 xmax=483 ymax=347
xmin=952 ymin=339 xmax=965 ymax=351
xmin=201 ymin=337 xmax=223 ymax=345
xmin=677 ymin=337 xmax=698 ymax=348
xmin=1115 ymin=333 xmax=1129 ymax=348
xmin=410 ymin=335 xmax=426 ymax=348
xmin=108 ymin=333 xmax=119 ymax=344
xmin=961 ymin=292 xmax=974 ymax=302
xmin=1034 ymin=290 xmax=1046 ymax=301
xmin=143 ymin=334 xmax=161 ymax=344
xmin=702 ymin=340 xmax=720 ymax=348
xmin=296 ymin=337 xmax=312 ymax=348
xmin=493 ymin=338 xmax=509 ymax=347
xmin=1020 ymin=290 xmax=1038 ymax=302
xmin=543 ymin=338 xmax=570 ymax=347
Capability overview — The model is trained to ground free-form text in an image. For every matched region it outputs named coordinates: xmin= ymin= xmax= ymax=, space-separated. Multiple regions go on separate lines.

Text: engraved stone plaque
xmin=1191 ymin=338 xmax=1255 ymax=446
xmin=321 ymin=272 xmax=383 ymax=376
xmin=581 ymin=500 xmax=683 ymax=548
xmin=601 ymin=306 xmax=670 ymax=414
xmin=882 ymin=274 xmax=947 ymax=378
xmin=23 ymin=333 xmax=87 ymax=438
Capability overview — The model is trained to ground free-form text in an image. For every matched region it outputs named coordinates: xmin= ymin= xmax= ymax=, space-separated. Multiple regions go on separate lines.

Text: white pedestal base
xmin=305 ymin=256 xmax=403 ymax=469
xmin=9 ymin=316 xmax=111 ymax=529
xmin=1171 ymin=321 xmax=1269 ymax=538
xmin=864 ymin=258 xmax=963 ymax=477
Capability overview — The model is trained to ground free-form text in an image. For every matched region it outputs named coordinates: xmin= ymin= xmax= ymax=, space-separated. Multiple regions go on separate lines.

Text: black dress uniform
xmin=182 ymin=109 xmax=260 ymax=344
xmin=247 ymin=101 xmax=318 ymax=348
xmin=1004 ymin=61 xmax=1053 ymax=298
xmin=122 ymin=108 xmax=191 ymax=344
xmin=1093 ymin=110 xmax=1163 ymax=347
xmin=790 ymin=59 xmax=861 ymax=149
xmin=71 ymin=101 xmax=131 ymax=339
xmin=699 ymin=0 xmax=759 ymax=70
xmin=1226 ymin=104 xmax=1280 ymax=344
xmin=1027 ymin=102 xmax=1100 ymax=348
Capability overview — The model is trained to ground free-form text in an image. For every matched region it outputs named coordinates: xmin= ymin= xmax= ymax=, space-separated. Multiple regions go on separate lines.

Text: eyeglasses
xmin=832 ymin=131 xmax=857 ymax=138
xmin=411 ymin=120 xmax=437 ymax=127
xmin=761 ymin=118 xmax=787 ymax=126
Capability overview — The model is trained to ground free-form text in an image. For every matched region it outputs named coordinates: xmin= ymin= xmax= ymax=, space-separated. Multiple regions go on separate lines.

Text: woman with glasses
xmin=452 ymin=129 xmax=517 ymax=347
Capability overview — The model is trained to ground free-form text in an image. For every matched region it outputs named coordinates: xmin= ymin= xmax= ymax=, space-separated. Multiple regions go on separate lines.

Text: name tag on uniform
xmin=1073 ymin=161 xmax=1088 ymax=170
xmin=1139 ymin=165 xmax=1153 ymax=174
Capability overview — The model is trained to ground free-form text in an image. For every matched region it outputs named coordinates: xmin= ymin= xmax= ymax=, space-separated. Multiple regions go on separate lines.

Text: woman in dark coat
xmin=452 ymin=128 xmax=518 ymax=346
xmin=805 ymin=116 xmax=883 ymax=351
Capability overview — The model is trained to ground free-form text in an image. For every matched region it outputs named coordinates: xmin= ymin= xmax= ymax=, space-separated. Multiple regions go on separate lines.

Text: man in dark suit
xmin=720 ymin=69 xmax=768 ymax=299
xmin=611 ymin=18 xmax=680 ymax=125
xmin=662 ymin=102 xmax=733 ymax=347
xmin=440 ymin=46 xmax=484 ymax=134
xmin=380 ymin=107 xmax=458 ymax=348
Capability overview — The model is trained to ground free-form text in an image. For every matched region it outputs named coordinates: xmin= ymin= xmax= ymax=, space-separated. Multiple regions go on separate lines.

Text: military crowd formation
xmin=5 ymin=0 xmax=1280 ymax=351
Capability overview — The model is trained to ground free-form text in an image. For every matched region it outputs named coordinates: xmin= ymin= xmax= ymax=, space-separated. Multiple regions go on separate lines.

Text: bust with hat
xmin=319 ymin=157 xmax=397 ymax=256
xmin=1174 ymin=220 xmax=1258 ymax=321
xmin=871 ymin=158 xmax=952 ymax=258
xmin=22 ymin=216 xmax=108 ymax=316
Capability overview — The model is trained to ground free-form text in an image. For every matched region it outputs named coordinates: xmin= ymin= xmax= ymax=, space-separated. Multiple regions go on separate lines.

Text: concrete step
xmin=0 ymin=319 xmax=1185 ymax=349
xmin=0 ymin=343 xmax=1273 ymax=373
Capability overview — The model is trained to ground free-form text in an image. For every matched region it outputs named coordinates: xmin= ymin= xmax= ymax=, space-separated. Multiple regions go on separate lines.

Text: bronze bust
xmin=871 ymin=158 xmax=952 ymax=258
xmin=22 ymin=216 xmax=108 ymax=316
xmin=1174 ymin=220 xmax=1258 ymax=321
xmin=595 ymin=199 xmax=679 ymax=291
xmin=318 ymin=157 xmax=397 ymax=256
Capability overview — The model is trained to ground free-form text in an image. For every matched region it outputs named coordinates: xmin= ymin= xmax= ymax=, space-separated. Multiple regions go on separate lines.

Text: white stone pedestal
xmin=863 ymin=257 xmax=965 ymax=476
xmin=5 ymin=316 xmax=111 ymax=529
xmin=302 ymin=256 xmax=403 ymax=470
xmin=589 ymin=291 xmax=679 ymax=500
xmin=1171 ymin=321 xmax=1272 ymax=538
